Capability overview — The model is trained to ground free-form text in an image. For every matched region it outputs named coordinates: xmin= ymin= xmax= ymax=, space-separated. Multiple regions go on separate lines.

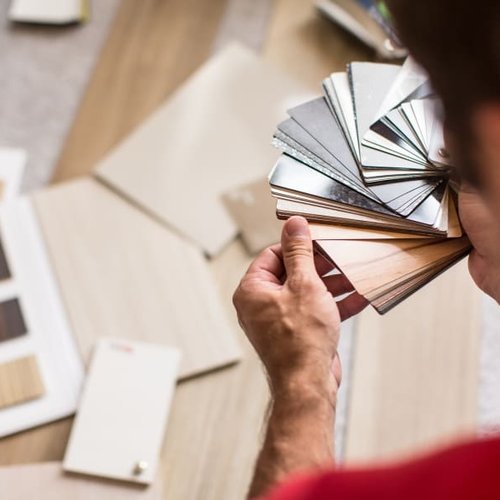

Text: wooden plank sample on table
xmin=53 ymin=0 xmax=231 ymax=184
xmin=345 ymin=260 xmax=481 ymax=463
xmin=0 ymin=462 xmax=162 ymax=500
xmin=95 ymin=44 xmax=312 ymax=257
xmin=0 ymin=355 xmax=44 ymax=409
xmin=33 ymin=177 xmax=241 ymax=379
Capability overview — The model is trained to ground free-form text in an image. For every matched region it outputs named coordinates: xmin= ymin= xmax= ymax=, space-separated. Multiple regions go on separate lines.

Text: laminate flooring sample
xmin=0 ymin=355 xmax=44 ymax=409
xmin=0 ymin=462 xmax=162 ymax=500
xmin=95 ymin=44 xmax=312 ymax=257
xmin=33 ymin=178 xmax=241 ymax=379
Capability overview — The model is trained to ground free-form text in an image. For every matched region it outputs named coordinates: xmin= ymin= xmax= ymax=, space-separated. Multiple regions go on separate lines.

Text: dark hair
xmin=387 ymin=0 xmax=500 ymax=183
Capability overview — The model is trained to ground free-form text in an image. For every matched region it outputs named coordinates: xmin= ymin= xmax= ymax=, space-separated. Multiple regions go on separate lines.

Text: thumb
xmin=281 ymin=216 xmax=316 ymax=279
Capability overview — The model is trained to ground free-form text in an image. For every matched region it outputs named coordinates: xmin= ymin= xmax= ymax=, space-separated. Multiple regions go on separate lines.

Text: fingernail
xmin=284 ymin=216 xmax=309 ymax=238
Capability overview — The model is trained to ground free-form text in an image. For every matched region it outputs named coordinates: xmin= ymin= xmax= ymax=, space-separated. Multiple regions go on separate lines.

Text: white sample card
xmin=0 ymin=197 xmax=84 ymax=437
xmin=64 ymin=338 xmax=181 ymax=485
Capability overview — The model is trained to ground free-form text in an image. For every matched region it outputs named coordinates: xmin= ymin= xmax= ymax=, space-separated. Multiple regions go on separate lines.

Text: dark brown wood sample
xmin=0 ymin=299 xmax=27 ymax=343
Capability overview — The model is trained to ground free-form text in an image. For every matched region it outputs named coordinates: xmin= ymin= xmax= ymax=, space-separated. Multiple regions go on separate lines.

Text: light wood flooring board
xmin=263 ymin=0 xmax=374 ymax=89
xmin=0 ymin=462 xmax=162 ymax=500
xmin=52 ymin=0 xmax=230 ymax=183
xmin=345 ymin=260 xmax=481 ymax=463
xmin=32 ymin=177 xmax=241 ymax=379
xmin=0 ymin=355 xmax=44 ymax=409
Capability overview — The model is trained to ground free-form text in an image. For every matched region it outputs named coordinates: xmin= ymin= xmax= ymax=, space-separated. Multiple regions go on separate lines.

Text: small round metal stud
xmin=438 ymin=147 xmax=449 ymax=159
xmin=133 ymin=460 xmax=149 ymax=476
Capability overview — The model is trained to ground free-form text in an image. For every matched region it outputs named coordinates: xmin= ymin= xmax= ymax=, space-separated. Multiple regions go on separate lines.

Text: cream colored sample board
xmin=33 ymin=178 xmax=241 ymax=379
xmin=64 ymin=339 xmax=180 ymax=484
xmin=0 ymin=462 xmax=162 ymax=500
xmin=95 ymin=44 xmax=313 ymax=257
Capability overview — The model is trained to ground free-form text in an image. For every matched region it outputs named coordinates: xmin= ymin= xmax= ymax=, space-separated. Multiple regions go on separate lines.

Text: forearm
xmin=248 ymin=374 xmax=337 ymax=499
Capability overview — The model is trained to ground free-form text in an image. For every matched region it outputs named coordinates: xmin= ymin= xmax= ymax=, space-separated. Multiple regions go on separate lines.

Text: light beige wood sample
xmin=345 ymin=260 xmax=481 ymax=463
xmin=0 ymin=462 xmax=162 ymax=500
xmin=53 ymin=0 xmax=231 ymax=183
xmin=223 ymin=177 xmax=283 ymax=255
xmin=33 ymin=177 xmax=241 ymax=379
xmin=95 ymin=44 xmax=313 ymax=257
xmin=0 ymin=355 xmax=44 ymax=409
xmin=310 ymin=223 xmax=430 ymax=240
xmin=316 ymin=236 xmax=471 ymax=301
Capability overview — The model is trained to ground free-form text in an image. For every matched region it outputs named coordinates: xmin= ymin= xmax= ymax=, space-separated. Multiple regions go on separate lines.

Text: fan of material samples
xmin=268 ymin=58 xmax=471 ymax=314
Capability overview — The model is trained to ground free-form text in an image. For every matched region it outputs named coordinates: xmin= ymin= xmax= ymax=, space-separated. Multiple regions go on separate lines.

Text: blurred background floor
xmin=0 ymin=0 xmax=496 ymax=498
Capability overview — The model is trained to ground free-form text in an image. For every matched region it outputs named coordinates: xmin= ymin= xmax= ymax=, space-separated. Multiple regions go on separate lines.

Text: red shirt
xmin=263 ymin=437 xmax=500 ymax=500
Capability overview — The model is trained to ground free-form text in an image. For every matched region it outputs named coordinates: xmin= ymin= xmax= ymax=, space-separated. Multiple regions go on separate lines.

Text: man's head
xmin=387 ymin=0 xmax=500 ymax=206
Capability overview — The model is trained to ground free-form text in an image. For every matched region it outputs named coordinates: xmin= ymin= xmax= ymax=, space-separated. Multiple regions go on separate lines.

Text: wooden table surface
xmin=0 ymin=1 xmax=482 ymax=498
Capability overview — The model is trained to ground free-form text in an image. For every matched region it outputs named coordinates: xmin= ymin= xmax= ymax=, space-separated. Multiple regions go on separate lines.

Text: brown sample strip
xmin=0 ymin=298 xmax=27 ymax=343
xmin=0 ymin=355 xmax=45 ymax=409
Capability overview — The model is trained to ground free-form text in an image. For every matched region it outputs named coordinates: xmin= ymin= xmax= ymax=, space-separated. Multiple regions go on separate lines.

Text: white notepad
xmin=63 ymin=338 xmax=181 ymax=485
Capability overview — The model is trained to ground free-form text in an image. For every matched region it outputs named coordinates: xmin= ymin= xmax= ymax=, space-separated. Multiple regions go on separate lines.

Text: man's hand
xmin=233 ymin=216 xmax=367 ymax=498
xmin=459 ymin=185 xmax=500 ymax=302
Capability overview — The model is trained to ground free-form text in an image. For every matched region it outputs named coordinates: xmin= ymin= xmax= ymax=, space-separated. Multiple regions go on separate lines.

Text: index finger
xmin=245 ymin=244 xmax=285 ymax=285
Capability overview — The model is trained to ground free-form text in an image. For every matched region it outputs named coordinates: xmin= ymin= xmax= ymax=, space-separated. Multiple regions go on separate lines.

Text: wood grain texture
xmin=345 ymin=260 xmax=481 ymax=463
xmin=316 ymin=236 xmax=471 ymax=300
xmin=0 ymin=462 xmax=163 ymax=500
xmin=94 ymin=44 xmax=312 ymax=257
xmin=264 ymin=0 xmax=374 ymax=89
xmin=52 ymin=0 xmax=230 ymax=182
xmin=0 ymin=355 xmax=44 ymax=409
xmin=33 ymin=178 xmax=241 ymax=379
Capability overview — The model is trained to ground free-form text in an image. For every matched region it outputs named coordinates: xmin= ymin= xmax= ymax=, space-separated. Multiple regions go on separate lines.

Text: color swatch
xmin=0 ymin=355 xmax=45 ymax=409
xmin=0 ymin=298 xmax=27 ymax=343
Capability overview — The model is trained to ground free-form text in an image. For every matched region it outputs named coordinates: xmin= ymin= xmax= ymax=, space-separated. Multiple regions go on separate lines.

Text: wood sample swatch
xmin=0 ymin=299 xmax=27 ymax=343
xmin=0 ymin=462 xmax=162 ymax=500
xmin=95 ymin=44 xmax=312 ymax=257
xmin=222 ymin=177 xmax=283 ymax=255
xmin=33 ymin=178 xmax=241 ymax=379
xmin=316 ymin=236 xmax=471 ymax=313
xmin=0 ymin=355 xmax=44 ymax=409
xmin=64 ymin=338 xmax=180 ymax=484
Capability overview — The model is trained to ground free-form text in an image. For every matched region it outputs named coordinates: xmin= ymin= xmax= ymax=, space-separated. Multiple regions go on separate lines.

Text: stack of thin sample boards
xmin=269 ymin=58 xmax=471 ymax=314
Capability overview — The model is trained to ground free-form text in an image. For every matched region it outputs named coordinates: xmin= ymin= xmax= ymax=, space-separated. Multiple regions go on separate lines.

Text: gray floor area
xmin=0 ymin=0 xmax=120 ymax=191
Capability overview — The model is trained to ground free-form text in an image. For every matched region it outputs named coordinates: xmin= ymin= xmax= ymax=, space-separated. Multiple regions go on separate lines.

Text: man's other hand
xmin=233 ymin=216 xmax=367 ymax=398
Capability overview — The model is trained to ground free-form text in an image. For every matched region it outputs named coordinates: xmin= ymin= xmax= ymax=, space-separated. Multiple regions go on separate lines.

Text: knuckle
xmin=286 ymin=240 xmax=313 ymax=260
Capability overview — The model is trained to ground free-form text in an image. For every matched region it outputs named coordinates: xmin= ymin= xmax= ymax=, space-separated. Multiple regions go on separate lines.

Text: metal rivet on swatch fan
xmin=438 ymin=147 xmax=450 ymax=159
xmin=133 ymin=460 xmax=149 ymax=476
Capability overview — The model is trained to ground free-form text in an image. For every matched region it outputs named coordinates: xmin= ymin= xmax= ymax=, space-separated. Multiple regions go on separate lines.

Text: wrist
xmin=270 ymin=363 xmax=338 ymax=409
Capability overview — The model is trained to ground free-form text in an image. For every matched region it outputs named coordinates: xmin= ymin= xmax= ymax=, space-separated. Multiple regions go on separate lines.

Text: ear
xmin=473 ymin=104 xmax=500 ymax=210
